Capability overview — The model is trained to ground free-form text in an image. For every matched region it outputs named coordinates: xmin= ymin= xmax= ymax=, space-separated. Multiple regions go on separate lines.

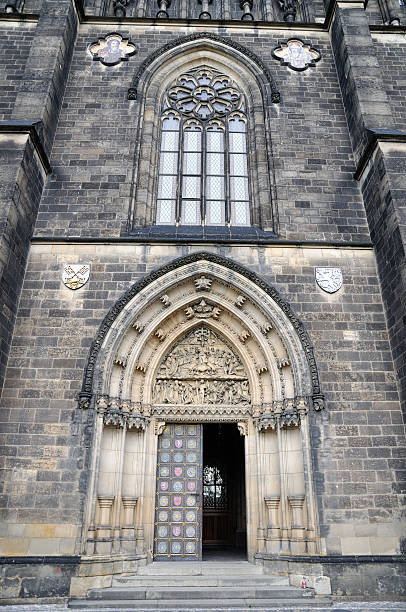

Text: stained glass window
xmin=156 ymin=68 xmax=251 ymax=227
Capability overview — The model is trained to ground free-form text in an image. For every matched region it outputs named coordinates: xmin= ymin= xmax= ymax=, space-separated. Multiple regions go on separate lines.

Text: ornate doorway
xmin=82 ymin=254 xmax=324 ymax=566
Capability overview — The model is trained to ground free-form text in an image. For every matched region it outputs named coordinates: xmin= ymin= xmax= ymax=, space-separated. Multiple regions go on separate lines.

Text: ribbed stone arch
xmin=79 ymin=252 xmax=323 ymax=412
xmin=128 ymin=33 xmax=280 ymax=105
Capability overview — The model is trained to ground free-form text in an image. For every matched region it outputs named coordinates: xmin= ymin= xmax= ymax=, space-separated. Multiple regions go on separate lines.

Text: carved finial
xmin=194 ymin=276 xmax=212 ymax=291
xmin=160 ymin=294 xmax=171 ymax=308
xmin=114 ymin=355 xmax=127 ymax=367
xmin=261 ymin=322 xmax=274 ymax=335
xmin=155 ymin=329 xmax=166 ymax=341
xmin=235 ymin=295 xmax=247 ymax=308
xmin=257 ymin=365 xmax=268 ymax=375
xmin=132 ymin=321 xmax=145 ymax=333
xmin=239 ymin=330 xmax=251 ymax=344
xmin=278 ymin=357 xmax=291 ymax=369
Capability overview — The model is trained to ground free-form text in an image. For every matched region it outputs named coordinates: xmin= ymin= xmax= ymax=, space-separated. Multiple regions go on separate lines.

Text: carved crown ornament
xmin=89 ymin=33 xmax=137 ymax=67
xmin=272 ymin=39 xmax=321 ymax=72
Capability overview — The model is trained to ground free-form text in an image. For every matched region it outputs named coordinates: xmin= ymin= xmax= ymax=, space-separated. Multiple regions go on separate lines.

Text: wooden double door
xmin=153 ymin=423 xmax=246 ymax=561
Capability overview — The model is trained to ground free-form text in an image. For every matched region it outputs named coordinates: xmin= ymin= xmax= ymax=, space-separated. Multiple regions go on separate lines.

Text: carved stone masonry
xmin=185 ymin=300 xmax=221 ymax=320
xmin=97 ymin=395 xmax=147 ymax=430
xmin=155 ymin=421 xmax=166 ymax=436
xmin=160 ymin=295 xmax=171 ymax=308
xmin=237 ymin=421 xmax=248 ymax=436
xmin=255 ymin=397 xmax=309 ymax=431
xmin=194 ymin=276 xmax=212 ymax=291
xmin=152 ymin=326 xmax=251 ymax=406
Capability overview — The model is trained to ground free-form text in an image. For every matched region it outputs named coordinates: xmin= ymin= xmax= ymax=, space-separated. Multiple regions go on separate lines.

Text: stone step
xmin=68 ymin=597 xmax=328 ymax=610
xmin=137 ymin=561 xmax=264 ymax=576
xmin=84 ymin=585 xmax=314 ymax=601
xmin=113 ymin=574 xmax=289 ymax=587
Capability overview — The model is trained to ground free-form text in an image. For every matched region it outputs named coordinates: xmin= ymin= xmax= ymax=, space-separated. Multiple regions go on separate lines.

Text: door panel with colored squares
xmin=154 ymin=423 xmax=203 ymax=560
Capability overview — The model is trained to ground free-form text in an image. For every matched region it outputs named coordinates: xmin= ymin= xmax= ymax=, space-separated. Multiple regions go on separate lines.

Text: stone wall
xmin=35 ymin=24 xmax=370 ymax=243
xmin=374 ymin=33 xmax=406 ymax=132
xmin=0 ymin=243 xmax=404 ymax=560
xmin=0 ymin=23 xmax=35 ymax=121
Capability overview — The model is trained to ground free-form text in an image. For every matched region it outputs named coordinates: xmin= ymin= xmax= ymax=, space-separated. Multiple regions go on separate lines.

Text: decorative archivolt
xmin=81 ymin=253 xmax=324 ymax=428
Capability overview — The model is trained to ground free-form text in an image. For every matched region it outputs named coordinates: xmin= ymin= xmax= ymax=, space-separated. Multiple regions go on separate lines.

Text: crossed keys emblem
xmin=62 ymin=264 xmax=90 ymax=290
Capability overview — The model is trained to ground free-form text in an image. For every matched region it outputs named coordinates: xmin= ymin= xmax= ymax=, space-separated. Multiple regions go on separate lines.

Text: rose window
xmin=156 ymin=68 xmax=251 ymax=228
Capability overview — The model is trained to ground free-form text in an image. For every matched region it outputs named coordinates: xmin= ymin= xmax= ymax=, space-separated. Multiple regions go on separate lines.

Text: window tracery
xmin=156 ymin=68 xmax=251 ymax=227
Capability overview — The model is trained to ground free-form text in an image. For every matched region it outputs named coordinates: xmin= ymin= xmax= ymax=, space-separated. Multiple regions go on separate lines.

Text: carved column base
xmin=120 ymin=497 xmax=138 ymax=553
xmin=136 ymin=526 xmax=145 ymax=554
xmin=266 ymin=527 xmax=281 ymax=553
xmin=96 ymin=495 xmax=115 ymax=555
xmin=257 ymin=526 xmax=266 ymax=553
xmin=85 ymin=525 xmax=96 ymax=556
xmin=290 ymin=537 xmax=307 ymax=554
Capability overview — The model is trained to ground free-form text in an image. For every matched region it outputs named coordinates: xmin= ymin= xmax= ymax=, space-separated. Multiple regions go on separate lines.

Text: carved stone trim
xmin=255 ymin=396 xmax=309 ymax=431
xmin=155 ymin=421 xmax=166 ymax=436
xmin=79 ymin=252 xmax=323 ymax=410
xmin=96 ymin=395 xmax=147 ymax=430
xmin=237 ymin=421 xmax=248 ymax=436
xmin=127 ymin=33 xmax=280 ymax=103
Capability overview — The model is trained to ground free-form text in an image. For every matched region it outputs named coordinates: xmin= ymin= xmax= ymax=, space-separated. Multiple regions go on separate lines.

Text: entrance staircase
xmin=68 ymin=560 xmax=330 ymax=609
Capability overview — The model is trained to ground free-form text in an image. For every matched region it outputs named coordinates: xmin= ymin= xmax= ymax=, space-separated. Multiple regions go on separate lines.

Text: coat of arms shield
xmin=315 ymin=267 xmax=343 ymax=293
xmin=62 ymin=264 xmax=90 ymax=290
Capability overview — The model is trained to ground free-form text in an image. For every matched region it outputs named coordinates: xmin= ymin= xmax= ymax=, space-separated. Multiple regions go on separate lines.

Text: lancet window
xmin=156 ymin=68 xmax=251 ymax=227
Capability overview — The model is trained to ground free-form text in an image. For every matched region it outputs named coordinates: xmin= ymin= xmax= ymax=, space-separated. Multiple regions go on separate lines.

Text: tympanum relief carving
xmin=152 ymin=326 xmax=251 ymax=406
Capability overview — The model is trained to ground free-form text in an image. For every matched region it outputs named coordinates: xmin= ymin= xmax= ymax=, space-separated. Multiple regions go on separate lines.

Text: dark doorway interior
xmin=202 ymin=423 xmax=246 ymax=558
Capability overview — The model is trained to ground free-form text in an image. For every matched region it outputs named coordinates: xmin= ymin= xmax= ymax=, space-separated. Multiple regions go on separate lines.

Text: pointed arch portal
xmin=81 ymin=253 xmax=325 ymax=563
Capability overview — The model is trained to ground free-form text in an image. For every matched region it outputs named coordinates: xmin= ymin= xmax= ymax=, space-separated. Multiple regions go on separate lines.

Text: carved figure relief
xmin=272 ymin=39 xmax=321 ymax=72
xmin=153 ymin=325 xmax=251 ymax=406
xmin=89 ymin=33 xmax=136 ymax=66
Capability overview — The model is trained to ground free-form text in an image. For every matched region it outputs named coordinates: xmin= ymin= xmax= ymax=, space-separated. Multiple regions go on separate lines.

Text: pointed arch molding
xmin=127 ymin=33 xmax=281 ymax=104
xmin=78 ymin=253 xmax=324 ymax=417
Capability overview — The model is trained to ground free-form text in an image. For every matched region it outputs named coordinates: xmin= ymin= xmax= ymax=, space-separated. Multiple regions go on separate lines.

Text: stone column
xmin=156 ymin=0 xmax=171 ymax=18
xmin=263 ymin=0 xmax=275 ymax=19
xmin=136 ymin=526 xmax=145 ymax=554
xmin=198 ymin=0 xmax=212 ymax=19
xmin=121 ymin=497 xmax=138 ymax=553
xmin=96 ymin=496 xmax=115 ymax=554
xmin=264 ymin=496 xmax=281 ymax=553
xmin=240 ymin=0 xmax=254 ymax=19
xmin=288 ymin=495 xmax=306 ymax=553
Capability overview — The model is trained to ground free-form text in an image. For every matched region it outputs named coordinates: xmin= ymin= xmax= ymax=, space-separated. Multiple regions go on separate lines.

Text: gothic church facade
xmin=0 ymin=0 xmax=405 ymax=602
